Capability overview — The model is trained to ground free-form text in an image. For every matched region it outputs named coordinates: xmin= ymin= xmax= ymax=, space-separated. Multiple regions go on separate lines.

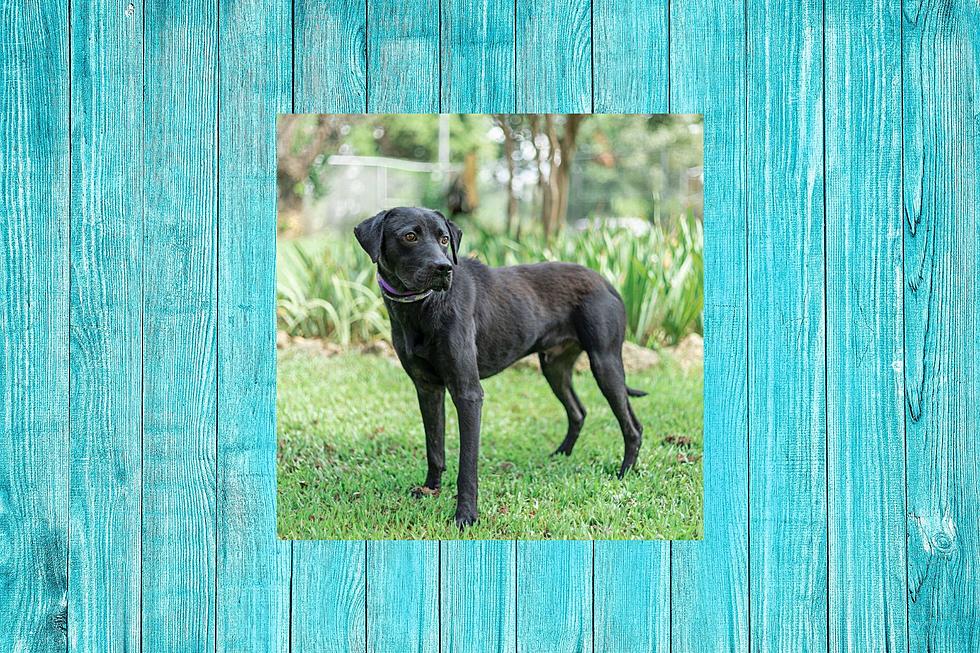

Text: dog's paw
xmin=410 ymin=485 xmax=440 ymax=498
xmin=551 ymin=443 xmax=574 ymax=457
xmin=454 ymin=507 xmax=478 ymax=529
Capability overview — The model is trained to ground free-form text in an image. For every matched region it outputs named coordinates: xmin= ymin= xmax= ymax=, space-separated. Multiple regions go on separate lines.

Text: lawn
xmin=276 ymin=347 xmax=703 ymax=540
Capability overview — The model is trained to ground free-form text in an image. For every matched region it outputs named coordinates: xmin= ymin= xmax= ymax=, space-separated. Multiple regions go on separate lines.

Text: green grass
xmin=277 ymin=350 xmax=703 ymax=540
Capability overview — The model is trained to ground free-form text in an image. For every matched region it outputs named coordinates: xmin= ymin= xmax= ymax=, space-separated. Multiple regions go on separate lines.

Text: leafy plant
xmin=276 ymin=217 xmax=703 ymax=348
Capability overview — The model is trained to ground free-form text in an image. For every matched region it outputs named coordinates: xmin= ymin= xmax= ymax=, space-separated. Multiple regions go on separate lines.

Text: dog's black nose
xmin=433 ymin=263 xmax=452 ymax=275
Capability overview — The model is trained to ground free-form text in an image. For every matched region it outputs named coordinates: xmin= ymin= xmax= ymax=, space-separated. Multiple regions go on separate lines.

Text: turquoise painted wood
xmin=593 ymin=0 xmax=668 ymax=113
xmin=514 ymin=4 xmax=593 ymax=651
xmin=441 ymin=0 xmax=516 ymax=113
xmin=825 ymin=1 xmax=906 ymax=651
xmin=0 ymin=2 xmax=69 ymax=650
xmin=439 ymin=5 xmax=518 ymax=652
xmin=517 ymin=0 xmax=592 ymax=113
xmin=67 ymin=0 xmax=142 ymax=650
xmin=290 ymin=2 xmax=369 ymax=650
xmin=517 ymin=541 xmax=592 ymax=653
xmin=747 ymin=1 xmax=827 ymax=650
xmin=216 ymin=0 xmax=292 ymax=650
xmin=294 ymin=0 xmax=366 ymax=113
xmin=668 ymin=1 xmax=749 ymax=651
xmin=292 ymin=542 xmax=367 ymax=651
xmin=903 ymin=1 xmax=980 ymax=650
xmin=592 ymin=1 xmax=671 ymax=650
xmin=3 ymin=1 xmax=980 ymax=651
xmin=367 ymin=0 xmax=440 ymax=113
xmin=367 ymin=541 xmax=440 ymax=652
xmin=594 ymin=542 xmax=669 ymax=652
xmin=141 ymin=0 xmax=218 ymax=647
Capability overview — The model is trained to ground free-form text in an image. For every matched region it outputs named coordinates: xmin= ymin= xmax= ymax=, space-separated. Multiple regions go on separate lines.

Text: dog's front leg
xmin=447 ymin=375 xmax=483 ymax=529
xmin=412 ymin=381 xmax=446 ymax=496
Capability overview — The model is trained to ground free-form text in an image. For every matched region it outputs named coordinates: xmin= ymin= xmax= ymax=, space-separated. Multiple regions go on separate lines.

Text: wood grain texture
xmin=438 ymin=8 xmax=517 ymax=651
xmin=668 ymin=1 xmax=749 ymax=650
xmin=368 ymin=0 xmax=440 ymax=113
xmin=0 ymin=2 xmax=69 ymax=649
xmin=592 ymin=0 xmax=668 ymax=112
xmin=294 ymin=0 xmax=366 ymax=113
xmin=903 ymin=0 xmax=980 ymax=649
xmin=825 ymin=1 xmax=907 ymax=651
xmin=441 ymin=0 xmax=516 ymax=113
xmin=289 ymin=4 xmax=371 ymax=648
xmin=516 ymin=541 xmax=591 ymax=653
xmin=441 ymin=540 xmax=516 ymax=653
xmin=67 ymin=0 xmax=142 ymax=650
xmin=141 ymin=0 xmax=218 ymax=647
xmin=291 ymin=541 xmax=367 ymax=652
xmin=514 ymin=8 xmax=593 ymax=651
xmin=216 ymin=0 xmax=291 ymax=650
xmin=594 ymin=542 xmax=669 ymax=652
xmin=746 ymin=0 xmax=827 ymax=650
xmin=516 ymin=0 xmax=592 ymax=113
xmin=367 ymin=541 xmax=440 ymax=652
xmin=590 ymin=3 xmax=671 ymax=650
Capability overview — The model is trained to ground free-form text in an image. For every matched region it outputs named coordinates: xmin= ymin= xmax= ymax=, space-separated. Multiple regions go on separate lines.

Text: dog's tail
xmin=627 ymin=386 xmax=648 ymax=398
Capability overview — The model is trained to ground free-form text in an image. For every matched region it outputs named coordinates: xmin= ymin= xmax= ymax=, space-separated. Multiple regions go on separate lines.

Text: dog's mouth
xmin=431 ymin=273 xmax=452 ymax=292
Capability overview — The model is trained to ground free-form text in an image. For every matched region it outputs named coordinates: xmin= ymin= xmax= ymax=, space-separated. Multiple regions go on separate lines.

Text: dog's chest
xmin=394 ymin=329 xmax=443 ymax=381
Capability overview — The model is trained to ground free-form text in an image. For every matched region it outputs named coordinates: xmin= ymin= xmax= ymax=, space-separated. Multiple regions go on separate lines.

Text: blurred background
xmin=276 ymin=114 xmax=703 ymax=350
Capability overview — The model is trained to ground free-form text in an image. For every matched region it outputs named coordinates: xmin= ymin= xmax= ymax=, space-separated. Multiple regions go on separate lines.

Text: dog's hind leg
xmin=540 ymin=347 xmax=587 ymax=456
xmin=587 ymin=350 xmax=643 ymax=478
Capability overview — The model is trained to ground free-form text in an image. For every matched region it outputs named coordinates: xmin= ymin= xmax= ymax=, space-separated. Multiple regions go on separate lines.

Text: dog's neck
xmin=377 ymin=271 xmax=433 ymax=303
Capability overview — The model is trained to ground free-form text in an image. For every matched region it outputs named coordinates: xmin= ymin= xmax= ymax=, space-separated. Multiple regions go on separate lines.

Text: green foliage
xmin=277 ymin=218 xmax=703 ymax=347
xmin=277 ymin=351 xmax=702 ymax=540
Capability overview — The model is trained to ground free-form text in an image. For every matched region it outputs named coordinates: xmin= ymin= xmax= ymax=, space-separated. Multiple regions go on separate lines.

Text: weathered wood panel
xmin=216 ymin=0 xmax=292 ymax=650
xmin=67 ymin=0 xmax=142 ymax=650
xmin=141 ymin=0 xmax=218 ymax=646
xmin=669 ymin=1 xmax=749 ymax=650
xmin=746 ymin=0 xmax=827 ymax=650
xmin=825 ymin=1 xmax=907 ymax=650
xmin=0 ymin=2 xmax=69 ymax=649
xmin=903 ymin=0 xmax=980 ymax=649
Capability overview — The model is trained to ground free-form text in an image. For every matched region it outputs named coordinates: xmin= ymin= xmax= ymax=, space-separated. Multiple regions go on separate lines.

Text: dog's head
xmin=354 ymin=207 xmax=462 ymax=293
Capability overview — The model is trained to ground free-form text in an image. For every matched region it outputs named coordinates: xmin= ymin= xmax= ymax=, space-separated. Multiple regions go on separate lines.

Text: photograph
xmin=276 ymin=114 xmax=704 ymax=539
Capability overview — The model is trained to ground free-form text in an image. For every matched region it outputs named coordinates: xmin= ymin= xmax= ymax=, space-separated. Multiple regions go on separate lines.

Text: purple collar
xmin=377 ymin=272 xmax=433 ymax=303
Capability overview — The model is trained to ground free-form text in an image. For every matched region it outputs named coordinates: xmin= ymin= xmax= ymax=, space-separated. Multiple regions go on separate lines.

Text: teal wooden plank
xmin=216 ymin=0 xmax=291 ymax=650
xmin=289 ymin=3 xmax=369 ymax=649
xmin=514 ymin=4 xmax=592 ymax=651
xmin=825 ymin=1 xmax=907 ymax=651
xmin=0 ymin=2 xmax=69 ymax=649
xmin=903 ymin=1 xmax=980 ymax=650
xmin=292 ymin=541 xmax=367 ymax=651
xmin=668 ymin=1 xmax=749 ymax=650
xmin=141 ymin=0 xmax=218 ymax=647
xmin=294 ymin=0 xmax=366 ymax=113
xmin=516 ymin=0 xmax=591 ymax=113
xmin=441 ymin=540 xmax=516 ymax=653
xmin=367 ymin=0 xmax=440 ymax=113
xmin=361 ymin=5 xmax=440 ymax=650
xmin=516 ymin=541 xmax=591 ymax=653
xmin=367 ymin=541 xmax=440 ymax=652
xmin=438 ymin=6 xmax=516 ymax=652
xmin=590 ymin=2 xmax=671 ymax=651
xmin=594 ymin=542 xmax=669 ymax=652
xmin=441 ymin=0 xmax=516 ymax=113
xmin=592 ymin=0 xmax=668 ymax=113
xmin=747 ymin=1 xmax=827 ymax=650
xmin=67 ymin=0 xmax=142 ymax=649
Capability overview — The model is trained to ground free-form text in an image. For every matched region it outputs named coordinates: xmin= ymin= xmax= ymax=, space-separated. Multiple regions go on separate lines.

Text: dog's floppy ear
xmin=436 ymin=211 xmax=462 ymax=265
xmin=354 ymin=210 xmax=388 ymax=263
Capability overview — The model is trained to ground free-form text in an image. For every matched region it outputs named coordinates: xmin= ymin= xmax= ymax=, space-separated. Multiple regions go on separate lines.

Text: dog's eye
xmin=404 ymin=232 xmax=417 ymax=242
xmin=439 ymin=235 xmax=449 ymax=246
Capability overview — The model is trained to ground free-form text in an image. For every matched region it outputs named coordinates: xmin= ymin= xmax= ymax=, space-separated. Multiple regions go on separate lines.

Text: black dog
xmin=355 ymin=206 xmax=646 ymax=528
